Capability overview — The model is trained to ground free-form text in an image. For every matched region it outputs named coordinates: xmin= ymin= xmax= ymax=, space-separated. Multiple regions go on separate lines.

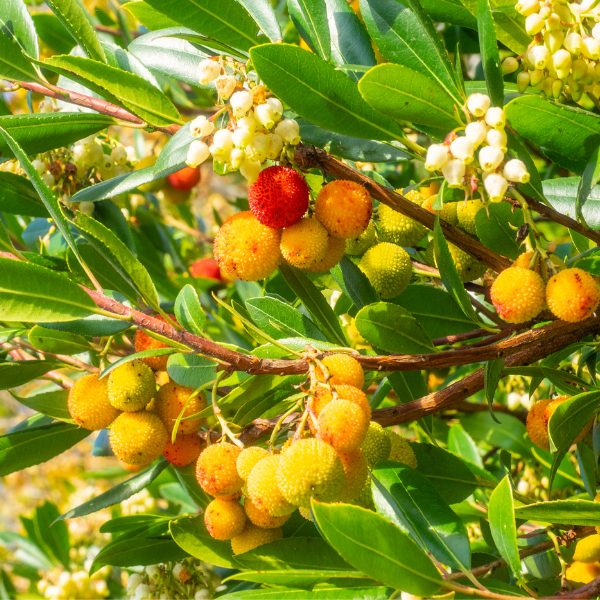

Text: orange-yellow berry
xmin=337 ymin=449 xmax=369 ymax=503
xmin=513 ymin=251 xmax=546 ymax=279
xmin=305 ymin=236 xmax=346 ymax=273
xmin=318 ymin=354 xmax=364 ymax=389
xmin=526 ymin=399 xmax=552 ymax=451
xmin=546 ymin=268 xmax=600 ymax=323
xmin=154 ymin=381 xmax=207 ymax=434
xmin=237 ymin=446 xmax=269 ymax=481
xmin=163 ymin=433 xmax=202 ymax=467
xmin=68 ymin=373 xmax=120 ymax=430
xmin=315 ymin=180 xmax=373 ymax=239
xmin=317 ymin=399 xmax=369 ymax=454
xmin=244 ymin=496 xmax=293 ymax=529
xmin=490 ymin=266 xmax=546 ymax=324
xmin=230 ymin=522 xmax=282 ymax=555
xmin=313 ymin=384 xmax=371 ymax=420
xmin=247 ymin=455 xmax=296 ymax=517
xmin=566 ymin=561 xmax=600 ymax=585
xmin=109 ymin=411 xmax=168 ymax=465
xmin=196 ymin=442 xmax=243 ymax=498
xmin=387 ymin=430 xmax=417 ymax=468
xmin=204 ymin=498 xmax=247 ymax=541
xmin=280 ymin=217 xmax=329 ymax=269
xmin=213 ymin=211 xmax=282 ymax=281
xmin=544 ymin=396 xmax=592 ymax=443
xmin=107 ymin=359 xmax=156 ymax=412
xmin=134 ymin=314 xmax=177 ymax=371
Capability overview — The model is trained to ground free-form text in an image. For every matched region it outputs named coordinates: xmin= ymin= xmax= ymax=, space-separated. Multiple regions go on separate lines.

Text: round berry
xmin=163 ymin=433 xmax=202 ymax=467
xmin=196 ymin=442 xmax=243 ymax=498
xmin=491 ymin=266 xmax=546 ymax=324
xmin=109 ymin=411 xmax=168 ymax=465
xmin=280 ymin=218 xmax=329 ymax=269
xmin=247 ymin=455 xmax=296 ymax=517
xmin=168 ymin=166 xmax=201 ymax=191
xmin=230 ymin=522 xmax=282 ymax=555
xmin=304 ymin=236 xmax=346 ymax=273
xmin=318 ymin=354 xmax=364 ymax=389
xmin=68 ymin=373 xmax=120 ymax=431
xmin=317 ymin=399 xmax=369 ymax=454
xmin=154 ymin=381 xmax=207 ymax=434
xmin=107 ymin=360 xmax=156 ymax=412
xmin=546 ymin=268 xmax=600 ymax=323
xmin=204 ymin=498 xmax=246 ymax=540
xmin=244 ymin=496 xmax=292 ymax=529
xmin=359 ymin=243 xmax=412 ymax=299
xmin=134 ymin=314 xmax=178 ymax=371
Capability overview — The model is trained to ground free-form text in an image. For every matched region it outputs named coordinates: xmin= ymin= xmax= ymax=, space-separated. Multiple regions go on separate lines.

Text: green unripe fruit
xmin=425 ymin=240 xmax=487 ymax=283
xmin=359 ymin=242 xmax=412 ymax=299
xmin=351 ymin=479 xmax=375 ymax=510
xmin=108 ymin=359 xmax=156 ymax=411
xmin=456 ymin=199 xmax=484 ymax=235
xmin=345 ymin=221 xmax=377 ymax=256
xmin=379 ymin=199 xmax=428 ymax=248
xmin=360 ymin=422 xmax=392 ymax=468
xmin=439 ymin=202 xmax=459 ymax=227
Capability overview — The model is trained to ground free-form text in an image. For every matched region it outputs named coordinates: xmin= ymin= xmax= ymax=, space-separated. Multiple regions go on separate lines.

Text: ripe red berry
xmin=190 ymin=258 xmax=222 ymax=281
xmin=248 ymin=166 xmax=309 ymax=229
xmin=168 ymin=166 xmax=201 ymax=191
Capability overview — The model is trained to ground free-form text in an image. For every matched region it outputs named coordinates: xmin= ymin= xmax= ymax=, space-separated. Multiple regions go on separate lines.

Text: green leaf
xmin=359 ymin=0 xmax=462 ymax=104
xmin=488 ymin=476 xmax=524 ymax=584
xmin=547 ymin=391 xmax=600 ymax=453
xmin=175 ymin=285 xmax=206 ymax=336
xmin=100 ymin=348 xmax=181 ymax=380
xmin=0 ymin=172 xmax=47 ymax=217
xmin=448 ymin=424 xmax=483 ymax=468
xmin=485 ymin=358 xmax=504 ymax=423
xmin=166 ymin=354 xmax=216 ymax=389
xmin=543 ymin=177 xmax=600 ymax=229
xmin=477 ymin=0 xmax=503 ymax=107
xmin=418 ymin=0 xmax=477 ymax=29
xmin=358 ymin=63 xmax=460 ymax=130
xmin=355 ymin=302 xmax=436 ymax=354
xmin=172 ymin=463 xmax=213 ymax=509
xmin=577 ymin=145 xmax=600 ymax=225
xmin=142 ymin=0 xmax=260 ymax=52
xmin=514 ymin=499 xmax=600 ymax=526
xmin=287 ymin=0 xmax=331 ymax=60
xmin=279 ymin=262 xmax=346 ymax=346
xmin=100 ymin=515 xmax=168 ymax=534
xmin=0 ymin=30 xmax=42 ymax=84
xmin=461 ymin=412 xmax=533 ymax=458
xmin=34 ymin=502 xmax=70 ymax=569
xmin=388 ymin=371 xmax=427 ymax=405
xmin=475 ymin=197 xmax=524 ymax=260
xmin=578 ymin=441 xmax=597 ymax=500
xmin=332 ymin=257 xmax=379 ymax=310
xmin=42 ymin=55 xmax=182 ymax=127
xmin=28 ymin=325 xmax=92 ymax=356
xmin=0 ymin=0 xmax=39 ymax=59
xmin=0 ymin=531 xmax=55 ymax=571
xmin=10 ymin=389 xmax=73 ymax=423
xmin=0 ymin=360 xmax=63 ymax=390
xmin=58 ymin=460 xmax=168 ymax=520
xmin=251 ymin=44 xmax=405 ymax=142
xmin=219 ymin=587 xmax=394 ymax=600
xmin=506 ymin=131 xmax=546 ymax=204
xmin=311 ymin=501 xmax=443 ymax=597
xmin=0 ymin=421 xmax=89 ymax=477
xmin=31 ymin=14 xmax=74 ymax=55
xmin=226 ymin=570 xmax=364 ymax=587
xmin=122 ymin=1 xmax=183 ymax=30
xmin=237 ymin=0 xmax=281 ymax=42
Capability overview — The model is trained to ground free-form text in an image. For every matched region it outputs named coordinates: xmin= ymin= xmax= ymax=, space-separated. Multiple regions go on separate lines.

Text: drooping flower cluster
xmin=512 ymin=0 xmax=600 ymax=101
xmin=425 ymin=93 xmax=530 ymax=203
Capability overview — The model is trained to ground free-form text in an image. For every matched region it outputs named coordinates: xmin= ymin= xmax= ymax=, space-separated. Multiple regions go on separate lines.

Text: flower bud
xmin=564 ymin=32 xmax=583 ymax=55
xmin=230 ymin=90 xmax=253 ymax=118
xmin=246 ymin=132 xmax=268 ymax=162
xmin=230 ymin=148 xmax=245 ymax=170
xmin=552 ymin=78 xmax=564 ymax=98
xmin=198 ymin=59 xmax=220 ymax=86
xmin=541 ymin=76 xmax=555 ymax=98
xmin=90 ymin=143 xmax=104 ymax=167
xmin=503 ymin=158 xmax=530 ymax=183
xmin=516 ymin=0 xmax=540 ymax=16
xmin=215 ymin=75 xmax=236 ymax=99
xmin=450 ymin=136 xmax=474 ymax=164
xmin=135 ymin=584 xmax=151 ymax=599
xmin=546 ymin=12 xmax=561 ymax=30
xmin=571 ymin=86 xmax=584 ymax=102
xmin=530 ymin=69 xmax=545 ymax=87
xmin=571 ymin=58 xmax=587 ymax=82
xmin=240 ymin=157 xmax=261 ymax=183
xmin=266 ymin=133 xmax=283 ymax=160
xmin=232 ymin=127 xmax=253 ymax=148
xmin=484 ymin=173 xmax=508 ymax=202
xmin=32 ymin=159 xmax=46 ymax=174
xmin=126 ymin=574 xmax=143 ymax=595
xmin=425 ymin=143 xmax=450 ymax=171
xmin=274 ymin=118 xmax=300 ymax=144
xmin=502 ymin=57 xmax=519 ymax=75
xmin=538 ymin=5 xmax=551 ymax=19
xmin=583 ymin=37 xmax=600 ymax=61
xmin=39 ymin=100 xmax=54 ymax=113
xmin=530 ymin=45 xmax=549 ymax=70
xmin=42 ymin=173 xmax=55 ymax=187
xmin=125 ymin=146 xmax=137 ymax=163
xmin=266 ymin=97 xmax=283 ymax=121
xmin=466 ymin=93 xmax=491 ymax=117
xmin=465 ymin=121 xmax=488 ymax=147
xmin=485 ymin=106 xmax=505 ymax=129
xmin=255 ymin=103 xmax=276 ymax=129
xmin=212 ymin=129 xmax=234 ymax=157
xmin=236 ymin=116 xmax=256 ymax=133
xmin=115 ymin=165 xmax=130 ymax=177
xmin=186 ymin=140 xmax=210 ymax=167
xmin=78 ymin=201 xmax=95 ymax=217
xmin=442 ymin=158 xmax=466 ymax=188
xmin=517 ymin=71 xmax=531 ymax=93
xmin=111 ymin=146 xmax=128 ymax=166
xmin=593 ymin=23 xmax=600 ymax=40
xmin=486 ymin=128 xmax=507 ymax=153
xmin=195 ymin=590 xmax=210 ymax=600
xmin=525 ymin=13 xmax=544 ymax=35
xmin=190 ymin=116 xmax=215 ymax=139
xmin=544 ymin=29 xmax=564 ymax=54
xmin=553 ymin=49 xmax=572 ymax=73
xmin=479 ymin=145 xmax=504 ymax=171
xmin=584 ymin=63 xmax=596 ymax=86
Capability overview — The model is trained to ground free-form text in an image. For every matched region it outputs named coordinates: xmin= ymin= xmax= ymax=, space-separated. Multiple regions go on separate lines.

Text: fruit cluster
xmin=195 ymin=353 xmax=417 ymax=555
xmin=513 ymin=0 xmax=600 ymax=102
xmin=425 ymin=93 xmax=529 ymax=204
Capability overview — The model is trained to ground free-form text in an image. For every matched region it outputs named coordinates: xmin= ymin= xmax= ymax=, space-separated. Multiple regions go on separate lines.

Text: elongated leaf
xmin=219 ymin=587 xmax=393 ymax=600
xmin=477 ymin=0 xmax=503 ymax=107
xmin=31 ymin=14 xmax=74 ymax=55
xmin=419 ymin=0 xmax=477 ymax=28
xmin=0 ymin=0 xmax=39 ymax=59
xmin=475 ymin=199 xmax=523 ymax=260
xmin=448 ymin=424 xmax=483 ymax=467
xmin=100 ymin=515 xmax=168 ymax=534
xmin=0 ymin=360 xmax=63 ymax=390
xmin=34 ymin=502 xmax=70 ymax=569
xmin=251 ymin=44 xmax=405 ymax=142
xmin=576 ymin=145 xmax=600 ymax=225
xmin=226 ymin=570 xmax=363 ymax=587
xmin=0 ymin=172 xmax=47 ymax=217
xmin=287 ymin=0 xmax=331 ymax=60
xmin=0 ymin=30 xmax=41 ymax=83
xmin=10 ymin=389 xmax=73 ymax=423
xmin=28 ymin=325 xmax=92 ymax=356
xmin=506 ymin=131 xmax=546 ymax=204
xmin=547 ymin=391 xmax=600 ymax=453
xmin=175 ymin=285 xmax=206 ymax=336
xmin=172 ymin=463 xmax=212 ymax=509
xmin=578 ymin=441 xmax=597 ymax=500
xmin=122 ymin=1 xmax=183 ymax=30
xmin=543 ymin=176 xmax=600 ymax=229
xmin=332 ymin=257 xmax=379 ymax=310
xmin=236 ymin=0 xmax=281 ymax=42
xmin=514 ymin=499 xmax=600 ymax=526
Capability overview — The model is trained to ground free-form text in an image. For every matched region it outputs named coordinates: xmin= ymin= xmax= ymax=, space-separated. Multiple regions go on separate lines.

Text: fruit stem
xmin=211 ymin=371 xmax=244 ymax=448
xmin=268 ymin=394 xmax=304 ymax=449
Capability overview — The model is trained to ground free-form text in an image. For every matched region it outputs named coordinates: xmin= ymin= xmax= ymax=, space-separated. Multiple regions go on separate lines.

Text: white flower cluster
xmin=37 ymin=567 xmax=110 ymax=600
xmin=425 ymin=93 xmax=530 ymax=202
xmin=186 ymin=58 xmax=301 ymax=183
xmin=511 ymin=0 xmax=600 ymax=101
xmin=120 ymin=488 xmax=157 ymax=516
xmin=71 ymin=135 xmax=136 ymax=181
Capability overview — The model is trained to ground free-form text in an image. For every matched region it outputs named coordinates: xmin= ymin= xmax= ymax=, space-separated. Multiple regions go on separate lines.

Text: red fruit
xmin=168 ymin=166 xmax=201 ymax=191
xmin=248 ymin=166 xmax=309 ymax=229
xmin=190 ymin=258 xmax=222 ymax=281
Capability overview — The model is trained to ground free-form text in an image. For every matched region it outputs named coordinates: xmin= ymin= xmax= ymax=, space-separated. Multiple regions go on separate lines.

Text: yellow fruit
xmin=456 ymin=199 xmax=484 ymax=235
xmin=134 ymin=314 xmax=178 ymax=371
xmin=237 ymin=447 xmax=269 ymax=481
xmin=204 ymin=498 xmax=246 ymax=541
xmin=304 ymin=236 xmax=346 ymax=273
xmin=379 ymin=191 xmax=428 ymax=247
xmin=425 ymin=240 xmax=487 ymax=283
xmin=299 ymin=506 xmax=313 ymax=521
xmin=526 ymin=399 xmax=552 ymax=451
xmin=544 ymin=396 xmax=592 ymax=443
xmin=337 ymin=449 xmax=369 ymax=503
xmin=109 ymin=411 xmax=168 ymax=465
xmin=546 ymin=268 xmax=600 ymax=323
xmin=318 ymin=354 xmax=364 ymax=389
xmin=491 ymin=266 xmax=546 ymax=324
xmin=315 ymin=180 xmax=373 ymax=239
xmin=345 ymin=222 xmax=377 ymax=256
xmin=213 ymin=211 xmax=282 ymax=282
xmin=359 ymin=242 xmax=412 ymax=298
xmin=280 ymin=217 xmax=329 ymax=269
xmin=154 ymin=381 xmax=207 ymax=434
xmin=107 ymin=360 xmax=156 ymax=412
xmin=422 ymin=198 xmax=459 ymax=227
xmin=566 ymin=561 xmax=600 ymax=585
xmin=574 ymin=536 xmax=600 ymax=563
xmin=317 ymin=399 xmax=369 ymax=453
xmin=137 ymin=156 xmax=165 ymax=193
xmin=230 ymin=522 xmax=282 ymax=555
xmin=247 ymin=455 xmax=296 ymax=517
xmin=387 ymin=430 xmax=417 ymax=468
xmin=196 ymin=442 xmax=243 ymax=498
xmin=244 ymin=496 xmax=293 ymax=529
xmin=163 ymin=433 xmax=202 ymax=467
xmin=351 ymin=479 xmax=375 ymax=510
xmin=68 ymin=373 xmax=120 ymax=430
xmin=513 ymin=251 xmax=546 ymax=279
xmin=277 ymin=438 xmax=345 ymax=508
xmin=313 ymin=384 xmax=371 ymax=421
xmin=361 ymin=422 xmax=392 ymax=468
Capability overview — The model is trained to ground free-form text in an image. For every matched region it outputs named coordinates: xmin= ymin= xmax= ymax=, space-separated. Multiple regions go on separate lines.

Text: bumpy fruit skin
xmin=544 ymin=396 xmax=593 ymax=443
xmin=351 ymin=479 xmax=375 ymax=510
xmin=513 ymin=251 xmax=546 ymax=279
xmin=204 ymin=498 xmax=246 ymax=541
xmin=230 ymin=522 xmax=283 ymax=555
xmin=213 ymin=211 xmax=282 ymax=281
xmin=280 ymin=218 xmax=328 ymax=269
xmin=456 ymin=199 xmax=484 ymax=235
xmin=196 ymin=442 xmax=243 ymax=498
xmin=134 ymin=314 xmax=178 ymax=371
xmin=546 ymin=268 xmax=600 ymax=323
xmin=315 ymin=180 xmax=373 ymax=239
xmin=491 ymin=267 xmax=546 ymax=324
xmin=248 ymin=166 xmax=309 ymax=229
xmin=566 ymin=561 xmax=600 ymax=585
xmin=247 ymin=455 xmax=296 ymax=516
xmin=387 ymin=430 xmax=417 ymax=468
xmin=154 ymin=382 xmax=207 ymax=434
xmin=299 ymin=506 xmax=313 ymax=521
xmin=305 ymin=236 xmax=346 ymax=273
xmin=318 ymin=354 xmax=364 ymax=389
xmin=345 ymin=222 xmax=377 ymax=256
xmin=168 ymin=166 xmax=201 ymax=191
xmin=317 ymin=399 xmax=369 ymax=454
xmin=573 ymin=536 xmax=600 ymax=563
xmin=361 ymin=422 xmax=392 ymax=468
xmin=526 ymin=399 xmax=552 ymax=451
xmin=277 ymin=439 xmax=345 ymax=508
xmin=359 ymin=242 xmax=412 ymax=298
xmin=109 ymin=411 xmax=168 ymax=465
xmin=313 ymin=384 xmax=371 ymax=421
xmin=237 ymin=447 xmax=269 ymax=481
xmin=425 ymin=240 xmax=487 ymax=283
xmin=244 ymin=496 xmax=292 ymax=529
xmin=422 ymin=197 xmax=459 ymax=226
xmin=68 ymin=373 xmax=120 ymax=430
xmin=163 ymin=433 xmax=202 ymax=467
xmin=379 ymin=191 xmax=428 ymax=247
xmin=107 ymin=360 xmax=156 ymax=412
xmin=190 ymin=258 xmax=222 ymax=281
xmin=337 ymin=449 xmax=369 ymax=503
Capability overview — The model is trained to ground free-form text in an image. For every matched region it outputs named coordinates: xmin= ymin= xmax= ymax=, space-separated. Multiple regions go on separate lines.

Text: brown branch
xmin=95 ymin=25 xmax=142 ymax=38
xmin=556 ymin=574 xmax=600 ymax=598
